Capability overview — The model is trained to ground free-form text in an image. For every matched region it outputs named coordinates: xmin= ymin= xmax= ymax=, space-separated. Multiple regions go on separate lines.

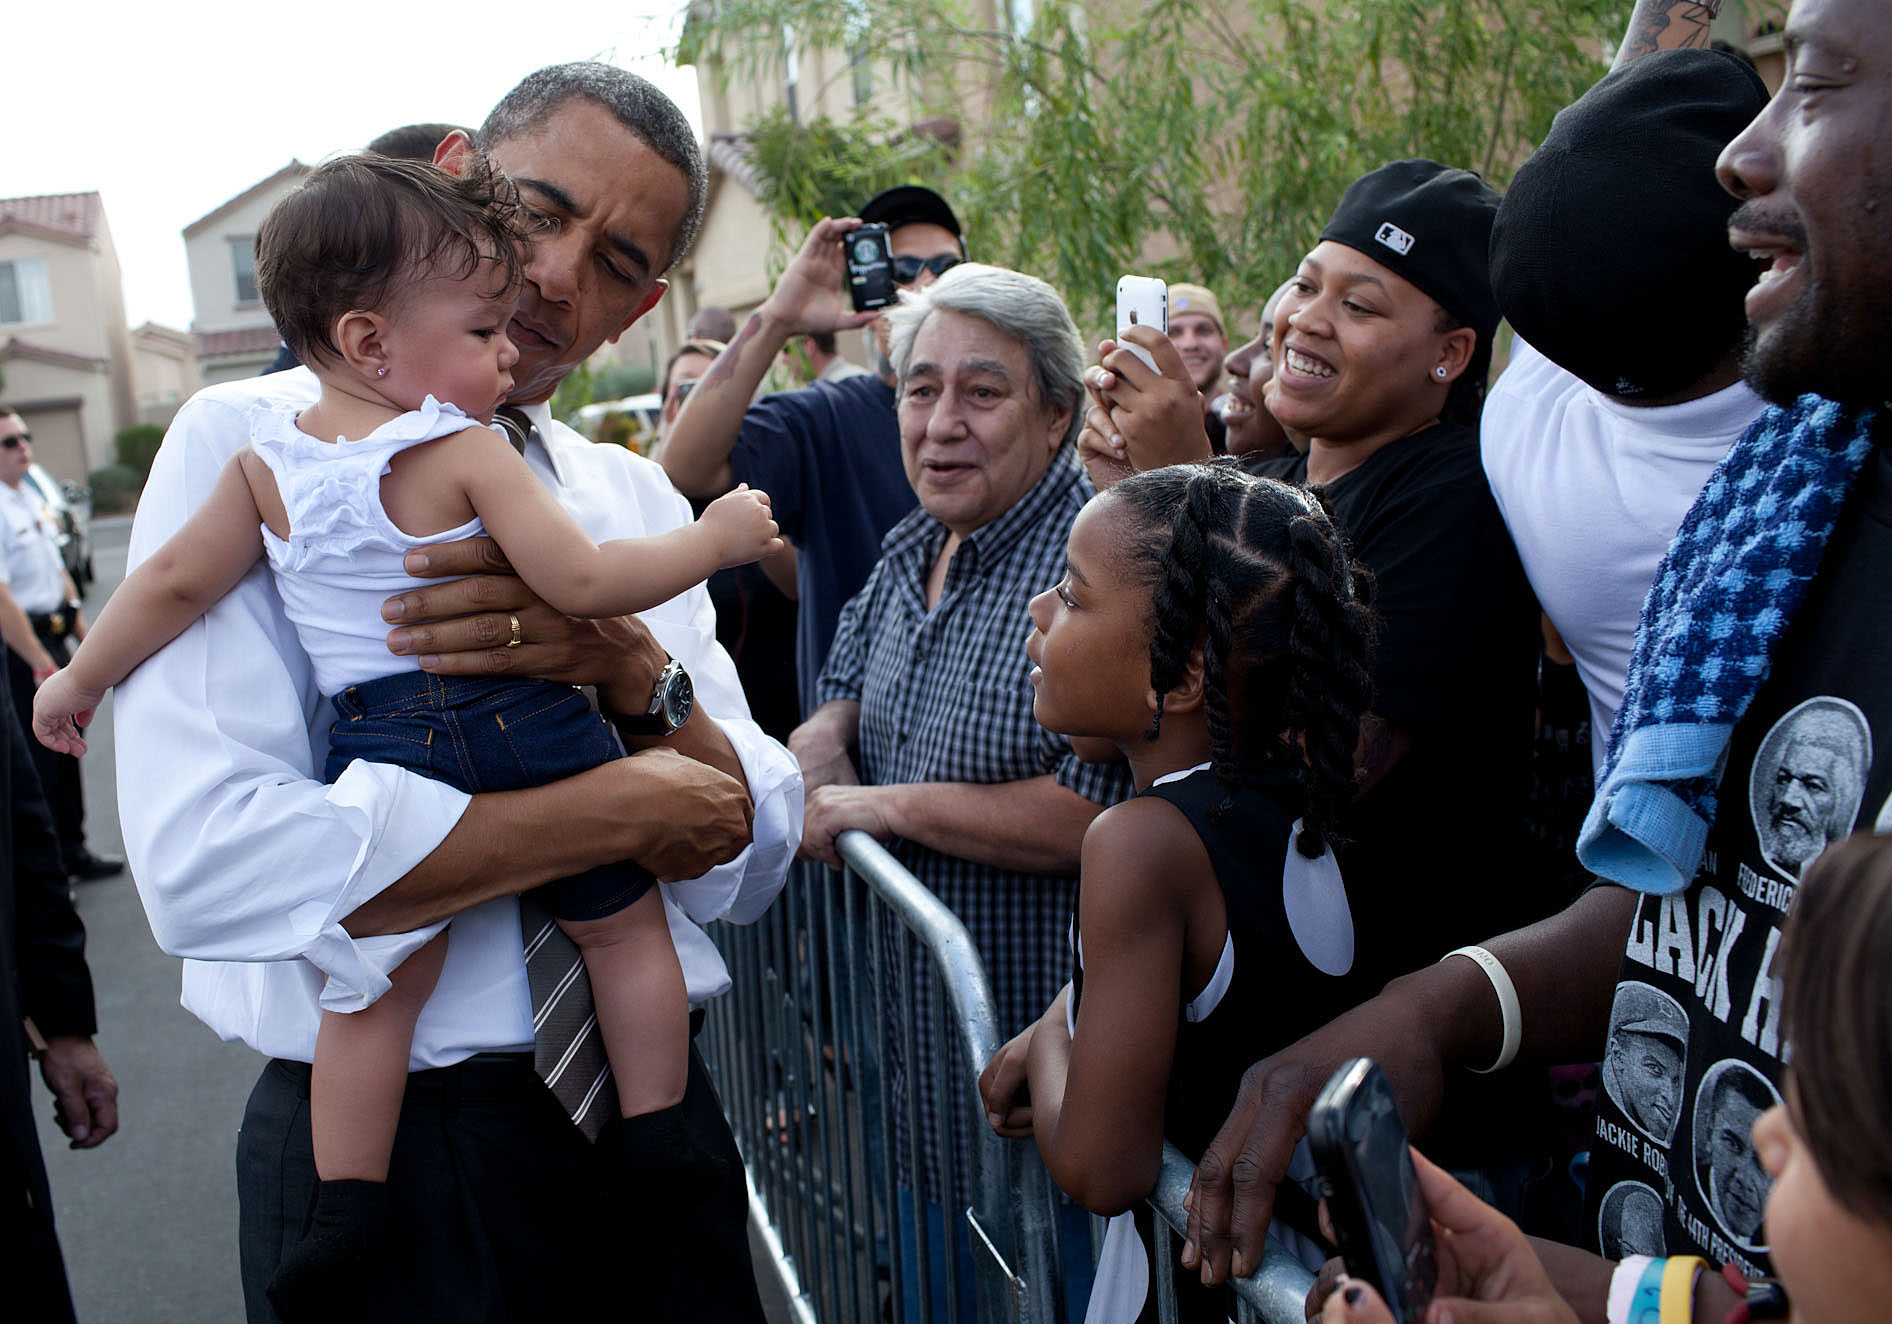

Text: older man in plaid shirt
xmin=789 ymin=262 xmax=1132 ymax=1308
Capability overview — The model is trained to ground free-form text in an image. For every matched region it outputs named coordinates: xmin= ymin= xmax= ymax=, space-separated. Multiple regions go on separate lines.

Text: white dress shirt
xmin=0 ymin=477 xmax=71 ymax=613
xmin=117 ymin=367 xmax=801 ymax=1066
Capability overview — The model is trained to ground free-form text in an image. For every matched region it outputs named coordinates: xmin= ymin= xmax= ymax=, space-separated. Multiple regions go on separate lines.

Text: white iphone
xmin=1115 ymin=275 xmax=1168 ymax=372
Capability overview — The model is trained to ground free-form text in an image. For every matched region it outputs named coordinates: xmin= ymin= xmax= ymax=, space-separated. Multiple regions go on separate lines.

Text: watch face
xmin=660 ymin=665 xmax=694 ymax=729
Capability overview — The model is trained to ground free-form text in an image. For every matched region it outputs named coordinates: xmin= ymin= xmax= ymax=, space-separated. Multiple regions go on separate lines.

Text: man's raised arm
xmin=661 ymin=217 xmax=879 ymax=499
xmin=1614 ymin=0 xmax=1726 ymax=70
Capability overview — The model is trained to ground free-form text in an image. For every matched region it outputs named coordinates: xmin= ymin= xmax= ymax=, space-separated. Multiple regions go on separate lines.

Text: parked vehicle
xmin=573 ymin=393 xmax=664 ymax=453
xmin=23 ymin=463 xmax=94 ymax=590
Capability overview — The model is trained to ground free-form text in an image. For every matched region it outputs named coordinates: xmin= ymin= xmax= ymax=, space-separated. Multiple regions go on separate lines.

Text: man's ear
xmin=434 ymin=130 xmax=476 ymax=177
xmin=1044 ymin=400 xmax=1074 ymax=457
xmin=608 ymin=278 xmax=669 ymax=345
xmin=335 ymin=309 xmax=391 ymax=378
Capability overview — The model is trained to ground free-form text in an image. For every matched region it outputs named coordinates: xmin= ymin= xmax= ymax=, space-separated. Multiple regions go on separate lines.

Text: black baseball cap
xmin=1320 ymin=159 xmax=1501 ymax=344
xmin=859 ymin=186 xmax=964 ymax=250
xmin=1490 ymin=49 xmax=1768 ymax=401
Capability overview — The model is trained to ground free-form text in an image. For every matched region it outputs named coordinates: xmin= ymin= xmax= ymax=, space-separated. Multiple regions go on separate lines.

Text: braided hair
xmin=1110 ymin=461 xmax=1376 ymax=858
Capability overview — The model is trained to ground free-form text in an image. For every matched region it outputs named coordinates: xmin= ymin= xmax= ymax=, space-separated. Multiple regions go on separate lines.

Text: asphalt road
xmin=34 ymin=514 xmax=261 ymax=1323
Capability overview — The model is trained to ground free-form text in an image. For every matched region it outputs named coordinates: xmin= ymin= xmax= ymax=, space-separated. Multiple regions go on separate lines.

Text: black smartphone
xmin=1308 ymin=1059 xmax=1438 ymax=1323
xmin=846 ymin=223 xmax=898 ymax=312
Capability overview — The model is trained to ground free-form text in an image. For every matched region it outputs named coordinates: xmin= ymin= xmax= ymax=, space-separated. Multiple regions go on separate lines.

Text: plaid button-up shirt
xmin=819 ymin=451 xmax=1134 ymax=1199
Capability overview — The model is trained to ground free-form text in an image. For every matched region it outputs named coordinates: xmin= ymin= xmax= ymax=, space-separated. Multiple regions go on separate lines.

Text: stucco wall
xmin=1 ymin=235 xmax=106 ymax=354
xmin=186 ymin=179 xmax=300 ymax=334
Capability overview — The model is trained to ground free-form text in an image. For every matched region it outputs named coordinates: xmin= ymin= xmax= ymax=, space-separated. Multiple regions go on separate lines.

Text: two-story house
xmin=184 ymin=161 xmax=310 ymax=386
xmin=0 ymin=191 xmax=138 ymax=483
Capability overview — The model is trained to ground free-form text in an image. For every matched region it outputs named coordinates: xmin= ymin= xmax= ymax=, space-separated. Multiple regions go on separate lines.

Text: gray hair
xmin=478 ymin=63 xmax=707 ymax=271
xmin=887 ymin=263 xmax=1085 ymax=448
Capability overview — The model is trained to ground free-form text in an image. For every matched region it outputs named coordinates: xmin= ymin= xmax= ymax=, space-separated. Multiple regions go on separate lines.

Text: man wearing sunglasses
xmin=661 ymin=185 xmax=966 ymax=718
xmin=0 ymin=410 xmax=121 ymax=884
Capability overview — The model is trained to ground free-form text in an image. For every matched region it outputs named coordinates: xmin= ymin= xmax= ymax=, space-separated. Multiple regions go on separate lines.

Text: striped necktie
xmin=494 ymin=404 xmax=618 ymax=1140
xmin=520 ymin=893 xmax=616 ymax=1141
xmin=493 ymin=405 xmax=534 ymax=456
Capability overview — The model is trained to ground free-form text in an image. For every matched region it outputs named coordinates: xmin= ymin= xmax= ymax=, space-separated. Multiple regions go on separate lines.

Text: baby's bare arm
xmin=456 ymin=425 xmax=782 ymax=617
xmin=63 ymin=450 xmax=267 ymax=696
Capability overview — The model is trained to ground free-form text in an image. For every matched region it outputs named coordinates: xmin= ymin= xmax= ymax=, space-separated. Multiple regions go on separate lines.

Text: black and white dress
xmin=1071 ymin=760 xmax=1377 ymax=1324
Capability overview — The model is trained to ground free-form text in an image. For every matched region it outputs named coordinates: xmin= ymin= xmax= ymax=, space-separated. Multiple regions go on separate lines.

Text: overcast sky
xmin=12 ymin=2 xmax=701 ymax=330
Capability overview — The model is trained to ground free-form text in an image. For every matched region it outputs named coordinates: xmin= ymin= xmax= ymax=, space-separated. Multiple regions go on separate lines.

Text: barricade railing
xmin=701 ymin=830 xmax=1315 ymax=1324
xmin=1144 ymin=1144 xmax=1320 ymax=1324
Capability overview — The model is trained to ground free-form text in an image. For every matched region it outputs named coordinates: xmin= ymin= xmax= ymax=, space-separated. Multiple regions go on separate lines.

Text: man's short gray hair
xmin=887 ymin=263 xmax=1085 ymax=448
xmin=478 ymin=62 xmax=707 ymax=271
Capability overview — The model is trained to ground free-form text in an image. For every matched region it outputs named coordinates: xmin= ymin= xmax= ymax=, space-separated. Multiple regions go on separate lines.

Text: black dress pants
xmin=237 ymin=1044 xmax=765 ymax=1324
xmin=5 ymin=637 xmax=84 ymax=871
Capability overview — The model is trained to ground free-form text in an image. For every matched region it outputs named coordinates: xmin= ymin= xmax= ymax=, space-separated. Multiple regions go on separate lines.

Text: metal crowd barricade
xmin=1144 ymin=1144 xmax=1320 ymax=1324
xmin=701 ymin=829 xmax=1316 ymax=1324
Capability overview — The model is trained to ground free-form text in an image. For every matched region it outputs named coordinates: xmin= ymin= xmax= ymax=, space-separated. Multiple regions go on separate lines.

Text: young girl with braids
xmin=979 ymin=460 xmax=1380 ymax=1323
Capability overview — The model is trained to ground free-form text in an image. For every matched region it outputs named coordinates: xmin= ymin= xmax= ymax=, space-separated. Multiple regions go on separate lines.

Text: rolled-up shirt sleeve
xmin=116 ymin=385 xmax=464 ymax=1009
xmin=635 ymin=479 xmax=804 ymax=929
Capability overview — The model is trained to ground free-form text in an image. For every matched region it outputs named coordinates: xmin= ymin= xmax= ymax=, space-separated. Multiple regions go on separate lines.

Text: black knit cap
xmin=859 ymin=185 xmax=964 ymax=246
xmin=1490 ymin=49 xmax=1768 ymax=400
xmin=1320 ymin=159 xmax=1501 ymax=344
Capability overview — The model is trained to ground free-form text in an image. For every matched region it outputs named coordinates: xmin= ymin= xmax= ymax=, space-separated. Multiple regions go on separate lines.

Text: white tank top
xmin=246 ymin=395 xmax=488 ymax=697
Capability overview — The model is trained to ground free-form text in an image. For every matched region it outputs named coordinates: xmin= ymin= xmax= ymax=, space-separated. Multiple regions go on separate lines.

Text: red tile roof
xmin=0 ymin=192 xmax=102 ymax=244
xmin=707 ymin=133 xmax=763 ymax=198
xmin=195 ymin=326 xmax=284 ymax=358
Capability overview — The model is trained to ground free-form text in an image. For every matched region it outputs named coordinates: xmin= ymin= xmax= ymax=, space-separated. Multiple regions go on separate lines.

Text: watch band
xmin=615 ymin=657 xmax=691 ymax=735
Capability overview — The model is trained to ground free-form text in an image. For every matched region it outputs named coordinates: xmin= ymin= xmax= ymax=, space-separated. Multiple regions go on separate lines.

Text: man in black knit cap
xmin=1483 ymin=49 xmax=1772 ymax=776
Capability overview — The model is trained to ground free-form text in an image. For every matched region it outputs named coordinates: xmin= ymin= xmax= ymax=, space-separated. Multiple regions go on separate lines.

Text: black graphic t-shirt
xmin=1584 ymin=437 xmax=1892 ymax=1276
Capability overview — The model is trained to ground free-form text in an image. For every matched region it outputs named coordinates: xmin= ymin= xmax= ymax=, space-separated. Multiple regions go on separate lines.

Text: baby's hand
xmin=32 ymin=670 xmax=102 ymax=758
xmin=701 ymin=484 xmax=786 ymax=568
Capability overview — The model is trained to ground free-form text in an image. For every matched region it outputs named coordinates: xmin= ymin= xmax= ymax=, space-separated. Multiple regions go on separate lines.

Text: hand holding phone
xmin=1115 ymin=276 xmax=1168 ymax=372
xmin=1308 ymin=1059 xmax=1438 ymax=1324
xmin=846 ymin=224 xmax=898 ymax=312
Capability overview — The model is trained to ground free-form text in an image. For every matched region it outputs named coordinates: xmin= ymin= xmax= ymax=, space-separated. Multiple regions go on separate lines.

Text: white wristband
xmin=1442 ymin=945 xmax=1521 ymax=1074
xmin=1608 ymin=1255 xmax=1655 ymax=1324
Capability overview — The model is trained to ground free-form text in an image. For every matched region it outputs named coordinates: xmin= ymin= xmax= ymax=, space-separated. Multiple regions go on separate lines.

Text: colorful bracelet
xmin=1609 ymin=1255 xmax=1658 ymax=1324
xmin=1660 ymin=1256 xmax=1707 ymax=1324
xmin=1442 ymin=945 xmax=1521 ymax=1073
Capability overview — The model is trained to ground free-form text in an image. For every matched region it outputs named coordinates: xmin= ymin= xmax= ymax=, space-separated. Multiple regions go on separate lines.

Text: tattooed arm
xmin=659 ymin=216 xmax=881 ymax=500
xmin=1612 ymin=0 xmax=1727 ymax=71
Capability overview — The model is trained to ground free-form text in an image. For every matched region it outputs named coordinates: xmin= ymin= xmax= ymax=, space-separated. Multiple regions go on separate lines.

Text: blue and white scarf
xmin=1577 ymin=394 xmax=1881 ymax=894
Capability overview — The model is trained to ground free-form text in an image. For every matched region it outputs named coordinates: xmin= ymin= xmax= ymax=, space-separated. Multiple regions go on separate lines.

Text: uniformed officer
xmin=0 ymin=409 xmax=121 ymax=881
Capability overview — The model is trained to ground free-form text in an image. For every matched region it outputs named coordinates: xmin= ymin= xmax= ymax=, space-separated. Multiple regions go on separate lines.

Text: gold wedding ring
xmin=506 ymin=613 xmax=523 ymax=648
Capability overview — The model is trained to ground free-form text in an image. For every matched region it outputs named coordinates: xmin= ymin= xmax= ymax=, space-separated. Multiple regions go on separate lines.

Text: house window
xmin=231 ymin=238 xmax=260 ymax=305
xmin=0 ymin=257 xmax=53 ymax=326
xmin=783 ymin=24 xmax=801 ymax=122
xmin=846 ymin=0 xmax=873 ymax=106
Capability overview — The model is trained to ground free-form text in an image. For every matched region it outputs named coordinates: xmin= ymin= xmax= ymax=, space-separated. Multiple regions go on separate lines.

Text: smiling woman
xmin=1237 ymin=160 xmax=1554 ymax=1199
